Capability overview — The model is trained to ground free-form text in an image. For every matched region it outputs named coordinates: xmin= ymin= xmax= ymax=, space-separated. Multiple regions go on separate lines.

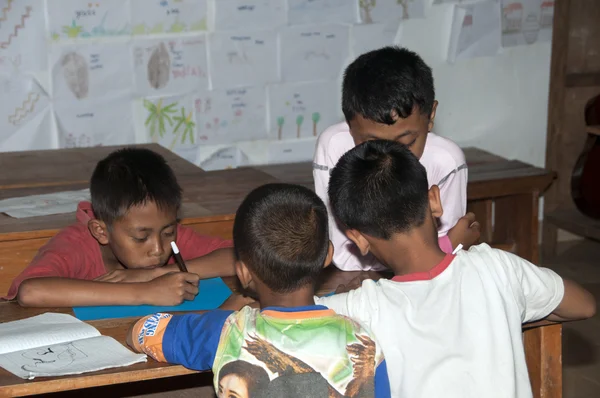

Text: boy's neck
xmin=385 ymin=233 xmax=446 ymax=277
xmin=256 ymin=285 xmax=316 ymax=310
xmin=100 ymin=245 xmax=124 ymax=272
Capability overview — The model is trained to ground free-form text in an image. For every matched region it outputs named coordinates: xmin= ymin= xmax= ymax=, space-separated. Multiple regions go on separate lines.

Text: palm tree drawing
xmin=311 ymin=112 xmax=321 ymax=136
xmin=398 ymin=0 xmax=412 ymax=19
xmin=170 ymin=107 xmax=195 ymax=149
xmin=359 ymin=0 xmax=376 ymax=24
xmin=276 ymin=116 xmax=285 ymax=140
xmin=144 ymin=99 xmax=177 ymax=142
xmin=296 ymin=115 xmax=304 ymax=139
xmin=62 ymin=20 xmax=84 ymax=38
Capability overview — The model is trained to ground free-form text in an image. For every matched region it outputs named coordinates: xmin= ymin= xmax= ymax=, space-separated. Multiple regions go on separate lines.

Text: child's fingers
xmin=462 ymin=212 xmax=477 ymax=224
xmin=183 ymin=272 xmax=200 ymax=285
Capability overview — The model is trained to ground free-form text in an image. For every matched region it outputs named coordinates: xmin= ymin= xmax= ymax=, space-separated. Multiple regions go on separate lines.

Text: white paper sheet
xmin=0 ymin=74 xmax=53 ymax=152
xmin=0 ymin=0 xmax=47 ymax=74
xmin=0 ymin=313 xmax=99 ymax=355
xmin=280 ymin=25 xmax=349 ymax=83
xmin=131 ymin=0 xmax=208 ymax=35
xmin=0 ymin=336 xmax=147 ymax=379
xmin=54 ymin=96 xmax=135 ymax=149
xmin=268 ymin=81 xmax=340 ymax=140
xmin=501 ymin=0 xmax=553 ymax=47
xmin=359 ymin=0 xmax=426 ymax=24
xmin=447 ymin=1 xmax=501 ymax=64
xmin=47 ymin=0 xmax=130 ymax=40
xmin=267 ymin=138 xmax=317 ymax=164
xmin=208 ymin=31 xmax=278 ymax=89
xmin=214 ymin=0 xmax=286 ymax=31
xmin=200 ymin=146 xmax=249 ymax=171
xmin=133 ymin=37 xmax=209 ymax=97
xmin=0 ymin=189 xmax=90 ymax=218
xmin=351 ymin=21 xmax=400 ymax=58
xmin=51 ymin=42 xmax=133 ymax=102
xmin=195 ymin=86 xmax=267 ymax=144
xmin=288 ymin=0 xmax=359 ymax=25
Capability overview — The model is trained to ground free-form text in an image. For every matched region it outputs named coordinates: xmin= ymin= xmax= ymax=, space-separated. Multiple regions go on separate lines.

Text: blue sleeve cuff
xmin=375 ymin=359 xmax=391 ymax=397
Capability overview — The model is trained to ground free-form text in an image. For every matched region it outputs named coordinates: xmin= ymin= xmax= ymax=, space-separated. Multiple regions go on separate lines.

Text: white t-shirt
xmin=313 ymin=122 xmax=468 ymax=271
xmin=316 ymin=244 xmax=565 ymax=398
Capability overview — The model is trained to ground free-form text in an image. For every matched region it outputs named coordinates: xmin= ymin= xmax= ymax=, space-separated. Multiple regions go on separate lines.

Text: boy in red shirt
xmin=4 ymin=148 xmax=235 ymax=307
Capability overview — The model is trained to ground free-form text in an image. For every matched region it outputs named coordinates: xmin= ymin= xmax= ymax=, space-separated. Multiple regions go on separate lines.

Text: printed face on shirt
xmin=106 ymin=201 xmax=178 ymax=269
xmin=348 ymin=106 xmax=435 ymax=159
xmin=218 ymin=374 xmax=250 ymax=398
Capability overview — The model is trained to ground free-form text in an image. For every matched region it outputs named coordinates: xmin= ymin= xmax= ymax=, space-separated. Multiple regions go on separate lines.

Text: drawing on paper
xmin=65 ymin=133 xmax=96 ymax=148
xmin=227 ymin=51 xmax=250 ymax=65
xmin=539 ymin=1 xmax=553 ymax=28
xmin=62 ymin=52 xmax=89 ymax=100
xmin=0 ymin=5 xmax=31 ymax=49
xmin=144 ymin=98 xmax=196 ymax=149
xmin=0 ymin=0 xmax=14 ymax=23
xmin=144 ymin=98 xmax=177 ymax=140
xmin=522 ymin=13 xmax=540 ymax=44
xmin=8 ymin=92 xmax=40 ymax=125
xmin=276 ymin=116 xmax=285 ymax=140
xmin=304 ymin=51 xmax=330 ymax=60
xmin=295 ymin=115 xmax=304 ymax=138
xmin=311 ymin=112 xmax=321 ymax=136
xmin=501 ymin=0 xmax=551 ymax=47
xmin=171 ymin=106 xmax=195 ymax=149
xmin=359 ymin=0 xmax=376 ymax=23
xmin=131 ymin=0 xmax=207 ymax=35
xmin=49 ymin=1 xmax=130 ymax=40
xmin=502 ymin=2 xmax=523 ymax=33
xmin=20 ymin=344 xmax=88 ymax=373
xmin=147 ymin=42 xmax=171 ymax=90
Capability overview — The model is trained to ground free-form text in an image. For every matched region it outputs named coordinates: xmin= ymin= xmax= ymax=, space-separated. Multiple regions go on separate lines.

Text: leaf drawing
xmin=296 ymin=115 xmax=304 ymax=139
xmin=277 ymin=116 xmax=285 ymax=140
xmin=169 ymin=20 xmax=186 ymax=33
xmin=170 ymin=107 xmax=195 ymax=149
xmin=62 ymin=20 xmax=83 ymax=38
xmin=311 ymin=112 xmax=321 ymax=136
xmin=147 ymin=42 xmax=171 ymax=90
xmin=359 ymin=0 xmax=376 ymax=24
xmin=62 ymin=52 xmax=89 ymax=100
xmin=144 ymin=99 xmax=177 ymax=140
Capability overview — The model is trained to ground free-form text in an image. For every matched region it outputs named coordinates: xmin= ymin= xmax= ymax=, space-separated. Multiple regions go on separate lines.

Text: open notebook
xmin=0 ymin=313 xmax=146 ymax=379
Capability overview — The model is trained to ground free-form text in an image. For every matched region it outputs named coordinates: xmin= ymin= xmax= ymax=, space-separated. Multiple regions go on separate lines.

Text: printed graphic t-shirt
xmin=131 ymin=305 xmax=391 ymax=397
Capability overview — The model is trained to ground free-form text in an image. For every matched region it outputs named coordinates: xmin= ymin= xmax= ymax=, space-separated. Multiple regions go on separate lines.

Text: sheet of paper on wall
xmin=141 ymin=95 xmax=200 ymax=163
xmin=359 ymin=0 xmax=426 ymax=24
xmin=133 ymin=37 xmax=209 ymax=97
xmin=54 ymin=96 xmax=135 ymax=149
xmin=214 ymin=0 xmax=286 ymax=31
xmin=0 ymin=74 xmax=53 ymax=152
xmin=267 ymin=138 xmax=317 ymax=164
xmin=200 ymin=146 xmax=249 ymax=171
xmin=268 ymin=81 xmax=340 ymax=140
xmin=131 ymin=0 xmax=208 ymax=35
xmin=209 ymin=31 xmax=278 ymax=89
xmin=0 ymin=0 xmax=47 ymax=75
xmin=195 ymin=86 xmax=267 ymax=145
xmin=280 ymin=25 xmax=350 ymax=83
xmin=288 ymin=0 xmax=359 ymax=25
xmin=447 ymin=1 xmax=501 ymax=64
xmin=47 ymin=0 xmax=131 ymax=40
xmin=351 ymin=20 xmax=400 ymax=58
xmin=51 ymin=42 xmax=133 ymax=102
xmin=0 ymin=189 xmax=90 ymax=218
xmin=501 ymin=0 xmax=553 ymax=47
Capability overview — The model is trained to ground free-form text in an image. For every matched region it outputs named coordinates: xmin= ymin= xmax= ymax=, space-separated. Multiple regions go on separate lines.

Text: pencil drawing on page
xmin=62 ymin=52 xmax=89 ymax=99
xmin=20 ymin=343 xmax=88 ymax=373
xmin=147 ymin=42 xmax=171 ymax=90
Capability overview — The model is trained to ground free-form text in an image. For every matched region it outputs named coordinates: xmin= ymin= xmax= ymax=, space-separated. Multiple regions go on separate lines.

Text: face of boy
xmin=103 ymin=201 xmax=178 ymax=269
xmin=348 ymin=103 xmax=437 ymax=160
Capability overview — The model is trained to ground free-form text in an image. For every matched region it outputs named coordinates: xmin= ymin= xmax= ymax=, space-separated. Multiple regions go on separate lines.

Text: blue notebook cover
xmin=73 ymin=277 xmax=232 ymax=321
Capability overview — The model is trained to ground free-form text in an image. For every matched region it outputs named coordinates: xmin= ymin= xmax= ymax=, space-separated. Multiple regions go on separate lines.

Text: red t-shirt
xmin=3 ymin=202 xmax=232 ymax=300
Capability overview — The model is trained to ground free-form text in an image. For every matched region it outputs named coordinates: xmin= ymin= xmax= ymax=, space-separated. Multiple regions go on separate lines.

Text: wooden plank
xmin=545 ymin=208 xmax=600 ymax=242
xmin=565 ymin=72 xmax=600 ymax=87
xmin=523 ymin=324 xmax=563 ymax=398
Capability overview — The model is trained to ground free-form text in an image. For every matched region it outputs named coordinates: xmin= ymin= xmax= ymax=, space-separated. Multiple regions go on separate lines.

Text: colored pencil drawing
xmin=147 ymin=42 xmax=171 ymax=90
xmin=8 ymin=92 xmax=40 ymax=126
xmin=48 ymin=0 xmax=130 ymax=39
xmin=61 ymin=52 xmax=89 ymax=100
xmin=360 ymin=0 xmax=424 ymax=23
xmin=0 ymin=5 xmax=31 ymax=49
xmin=171 ymin=106 xmax=195 ymax=149
xmin=144 ymin=98 xmax=178 ymax=140
xmin=276 ymin=116 xmax=285 ymax=140
xmin=130 ymin=0 xmax=207 ymax=35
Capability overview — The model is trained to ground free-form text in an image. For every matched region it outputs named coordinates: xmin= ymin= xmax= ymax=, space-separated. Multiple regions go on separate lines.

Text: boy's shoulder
xmin=314 ymin=122 xmax=354 ymax=165
xmin=422 ymin=132 xmax=466 ymax=169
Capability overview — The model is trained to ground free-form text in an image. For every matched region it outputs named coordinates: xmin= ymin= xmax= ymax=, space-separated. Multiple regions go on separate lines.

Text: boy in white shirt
xmin=314 ymin=46 xmax=474 ymax=271
xmin=317 ymin=140 xmax=596 ymax=398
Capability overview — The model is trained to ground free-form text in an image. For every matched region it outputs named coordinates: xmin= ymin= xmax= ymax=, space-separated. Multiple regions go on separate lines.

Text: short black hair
xmin=328 ymin=140 xmax=429 ymax=239
xmin=90 ymin=148 xmax=182 ymax=224
xmin=233 ymin=183 xmax=329 ymax=293
xmin=342 ymin=46 xmax=435 ymax=125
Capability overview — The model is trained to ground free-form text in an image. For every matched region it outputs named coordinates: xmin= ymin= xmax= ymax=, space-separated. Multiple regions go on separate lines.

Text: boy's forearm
xmin=186 ymin=248 xmax=235 ymax=278
xmin=16 ymin=277 xmax=148 ymax=307
xmin=547 ymin=278 xmax=596 ymax=321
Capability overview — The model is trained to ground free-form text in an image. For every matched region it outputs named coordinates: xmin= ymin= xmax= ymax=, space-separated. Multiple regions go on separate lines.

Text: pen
xmin=452 ymin=243 xmax=463 ymax=255
xmin=170 ymin=241 xmax=188 ymax=273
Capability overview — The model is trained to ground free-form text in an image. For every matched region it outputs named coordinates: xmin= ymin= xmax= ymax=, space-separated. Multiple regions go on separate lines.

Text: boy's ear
xmin=88 ymin=219 xmax=109 ymax=245
xmin=323 ymin=241 xmax=334 ymax=269
xmin=345 ymin=230 xmax=370 ymax=256
xmin=427 ymin=100 xmax=438 ymax=132
xmin=428 ymin=185 xmax=443 ymax=219
xmin=235 ymin=260 xmax=253 ymax=290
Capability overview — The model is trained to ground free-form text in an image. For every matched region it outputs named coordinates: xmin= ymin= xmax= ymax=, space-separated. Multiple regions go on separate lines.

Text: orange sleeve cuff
xmin=131 ymin=313 xmax=173 ymax=362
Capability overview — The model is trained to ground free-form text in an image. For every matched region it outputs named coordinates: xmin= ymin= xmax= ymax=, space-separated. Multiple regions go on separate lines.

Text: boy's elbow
xmin=16 ymin=279 xmax=42 ymax=307
xmin=582 ymin=295 xmax=597 ymax=319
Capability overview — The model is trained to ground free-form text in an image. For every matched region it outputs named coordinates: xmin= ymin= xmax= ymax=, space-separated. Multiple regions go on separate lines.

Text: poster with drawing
xmin=200 ymin=147 xmax=250 ymax=171
xmin=194 ymin=86 xmax=267 ymax=145
xmin=131 ymin=0 xmax=208 ymax=35
xmin=447 ymin=1 xmax=501 ymax=64
xmin=0 ymin=75 xmax=52 ymax=152
xmin=268 ymin=81 xmax=339 ymax=140
xmin=0 ymin=0 xmax=47 ymax=75
xmin=214 ymin=0 xmax=286 ymax=31
xmin=359 ymin=0 xmax=426 ymax=24
xmin=280 ymin=25 xmax=349 ymax=83
xmin=51 ymin=42 xmax=132 ymax=101
xmin=47 ymin=0 xmax=130 ymax=40
xmin=351 ymin=20 xmax=400 ymax=58
xmin=287 ymin=0 xmax=358 ymax=25
xmin=54 ymin=96 xmax=135 ymax=148
xmin=133 ymin=37 xmax=208 ymax=97
xmin=209 ymin=31 xmax=278 ymax=89
xmin=501 ymin=0 xmax=553 ymax=47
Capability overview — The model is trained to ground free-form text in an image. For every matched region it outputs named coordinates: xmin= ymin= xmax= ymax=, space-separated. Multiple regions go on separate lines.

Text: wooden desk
xmin=0 ymin=271 xmax=557 ymax=397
